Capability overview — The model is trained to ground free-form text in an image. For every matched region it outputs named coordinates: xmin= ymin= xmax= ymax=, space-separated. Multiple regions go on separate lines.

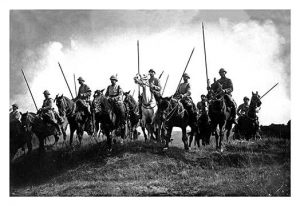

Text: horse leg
xmin=141 ymin=126 xmax=147 ymax=142
xmin=69 ymin=125 xmax=76 ymax=147
xmin=39 ymin=136 xmax=45 ymax=153
xmin=182 ymin=127 xmax=189 ymax=150
xmin=105 ymin=129 xmax=112 ymax=152
xmin=163 ymin=127 xmax=173 ymax=150
xmin=219 ymin=124 xmax=224 ymax=151
xmin=188 ymin=129 xmax=194 ymax=148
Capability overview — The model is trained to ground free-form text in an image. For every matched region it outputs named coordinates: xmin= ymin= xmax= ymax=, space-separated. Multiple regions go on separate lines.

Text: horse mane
xmin=248 ymin=93 xmax=261 ymax=118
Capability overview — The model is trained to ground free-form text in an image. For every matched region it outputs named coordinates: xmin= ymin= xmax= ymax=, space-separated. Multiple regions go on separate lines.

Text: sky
xmin=9 ymin=10 xmax=290 ymax=125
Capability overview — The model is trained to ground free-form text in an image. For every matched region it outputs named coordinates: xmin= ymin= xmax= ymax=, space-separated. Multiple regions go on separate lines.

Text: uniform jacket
xmin=149 ymin=77 xmax=161 ymax=93
xmin=78 ymin=84 xmax=91 ymax=100
xmin=217 ymin=77 xmax=233 ymax=94
xmin=10 ymin=110 xmax=21 ymax=122
xmin=237 ymin=103 xmax=249 ymax=116
xmin=105 ymin=84 xmax=123 ymax=101
xmin=176 ymin=82 xmax=191 ymax=97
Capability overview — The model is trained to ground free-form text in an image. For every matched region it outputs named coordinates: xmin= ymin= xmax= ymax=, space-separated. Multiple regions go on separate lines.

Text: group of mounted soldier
xmin=10 ymin=63 xmax=263 ymax=158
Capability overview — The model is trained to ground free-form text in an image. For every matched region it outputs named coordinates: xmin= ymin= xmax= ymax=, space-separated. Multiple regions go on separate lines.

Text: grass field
xmin=10 ymin=131 xmax=290 ymax=196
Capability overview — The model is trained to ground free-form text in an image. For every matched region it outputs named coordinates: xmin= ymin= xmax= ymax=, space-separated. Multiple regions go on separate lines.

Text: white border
xmin=1 ymin=0 xmax=298 ymax=205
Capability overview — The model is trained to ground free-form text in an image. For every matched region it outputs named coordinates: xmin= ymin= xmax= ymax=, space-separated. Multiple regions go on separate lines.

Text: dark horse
xmin=208 ymin=81 xmax=234 ymax=151
xmin=10 ymin=118 xmax=32 ymax=160
xmin=190 ymin=106 xmax=211 ymax=147
xmin=123 ymin=91 xmax=139 ymax=140
xmin=158 ymin=97 xmax=197 ymax=150
xmin=93 ymin=94 xmax=126 ymax=151
xmin=55 ymin=95 xmax=94 ymax=146
xmin=21 ymin=112 xmax=60 ymax=152
xmin=92 ymin=89 xmax=105 ymax=138
xmin=233 ymin=91 xmax=262 ymax=140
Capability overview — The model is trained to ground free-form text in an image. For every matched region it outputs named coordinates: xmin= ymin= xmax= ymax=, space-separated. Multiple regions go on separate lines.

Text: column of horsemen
xmin=10 ymin=67 xmax=261 ymax=154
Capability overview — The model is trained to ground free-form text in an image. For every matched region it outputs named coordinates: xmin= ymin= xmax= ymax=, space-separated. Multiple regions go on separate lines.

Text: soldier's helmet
xmin=110 ymin=75 xmax=118 ymax=81
xmin=148 ymin=69 xmax=156 ymax=74
xmin=201 ymin=94 xmax=206 ymax=98
xmin=77 ymin=76 xmax=85 ymax=82
xmin=182 ymin=73 xmax=190 ymax=79
xmin=244 ymin=96 xmax=249 ymax=101
xmin=12 ymin=103 xmax=18 ymax=109
xmin=43 ymin=90 xmax=50 ymax=95
xmin=219 ymin=68 xmax=227 ymax=74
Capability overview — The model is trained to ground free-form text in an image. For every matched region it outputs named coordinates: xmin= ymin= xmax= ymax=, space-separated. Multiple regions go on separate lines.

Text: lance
xmin=73 ymin=73 xmax=77 ymax=96
xmin=58 ymin=62 xmax=74 ymax=99
xmin=162 ymin=74 xmax=169 ymax=96
xmin=159 ymin=70 xmax=164 ymax=79
xmin=202 ymin=22 xmax=209 ymax=89
xmin=132 ymin=89 xmax=135 ymax=97
xmin=260 ymin=82 xmax=279 ymax=100
xmin=175 ymin=47 xmax=195 ymax=94
xmin=21 ymin=69 xmax=38 ymax=112
xmin=137 ymin=40 xmax=140 ymax=97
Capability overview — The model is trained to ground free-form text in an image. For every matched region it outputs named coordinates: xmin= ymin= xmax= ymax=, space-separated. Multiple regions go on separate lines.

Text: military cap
xmin=12 ymin=103 xmax=18 ymax=109
xmin=219 ymin=68 xmax=227 ymax=74
xmin=110 ymin=75 xmax=118 ymax=81
xmin=182 ymin=73 xmax=190 ymax=79
xmin=43 ymin=90 xmax=50 ymax=95
xmin=201 ymin=94 xmax=206 ymax=98
xmin=148 ymin=69 xmax=156 ymax=74
xmin=77 ymin=76 xmax=85 ymax=82
xmin=243 ymin=96 xmax=249 ymax=101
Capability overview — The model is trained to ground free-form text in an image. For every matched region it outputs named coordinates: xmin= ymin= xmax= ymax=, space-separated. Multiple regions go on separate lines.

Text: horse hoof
xmin=162 ymin=147 xmax=168 ymax=151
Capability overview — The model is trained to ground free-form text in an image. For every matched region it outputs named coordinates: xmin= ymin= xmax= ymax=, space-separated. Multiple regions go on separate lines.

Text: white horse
xmin=134 ymin=74 xmax=157 ymax=141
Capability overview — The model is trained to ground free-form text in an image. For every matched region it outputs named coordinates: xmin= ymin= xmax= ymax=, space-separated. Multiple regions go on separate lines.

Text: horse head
xmin=251 ymin=91 xmax=262 ymax=108
xmin=55 ymin=94 xmax=66 ymax=116
xmin=21 ymin=111 xmax=34 ymax=133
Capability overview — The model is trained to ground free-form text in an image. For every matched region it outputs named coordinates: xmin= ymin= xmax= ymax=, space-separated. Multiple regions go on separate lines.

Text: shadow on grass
xmin=10 ymin=136 xmax=290 ymax=192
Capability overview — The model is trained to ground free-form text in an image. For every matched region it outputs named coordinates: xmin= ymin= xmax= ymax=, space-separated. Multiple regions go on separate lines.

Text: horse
xmin=20 ymin=112 xmax=60 ymax=152
xmin=158 ymin=97 xmax=197 ymax=150
xmin=134 ymin=75 xmax=157 ymax=141
xmin=10 ymin=118 xmax=32 ymax=160
xmin=233 ymin=91 xmax=262 ymax=140
xmin=55 ymin=95 xmax=94 ymax=146
xmin=93 ymin=94 xmax=126 ymax=151
xmin=92 ymin=89 xmax=105 ymax=138
xmin=208 ymin=81 xmax=234 ymax=151
xmin=123 ymin=91 xmax=139 ymax=140
xmin=190 ymin=105 xmax=211 ymax=147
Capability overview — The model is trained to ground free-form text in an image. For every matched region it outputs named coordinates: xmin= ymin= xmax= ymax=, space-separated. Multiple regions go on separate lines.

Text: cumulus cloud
xmin=10 ymin=10 xmax=290 ymax=125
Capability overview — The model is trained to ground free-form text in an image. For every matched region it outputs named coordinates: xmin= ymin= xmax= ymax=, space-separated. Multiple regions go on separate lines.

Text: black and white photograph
xmin=7 ymin=6 xmax=293 ymax=198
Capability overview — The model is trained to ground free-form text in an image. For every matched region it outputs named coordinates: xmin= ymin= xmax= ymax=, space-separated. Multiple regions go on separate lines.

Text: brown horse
xmin=123 ymin=91 xmax=139 ymax=140
xmin=93 ymin=94 xmax=126 ymax=151
xmin=10 ymin=118 xmax=32 ymax=160
xmin=158 ymin=97 xmax=197 ymax=150
xmin=55 ymin=95 xmax=94 ymax=146
xmin=208 ymin=81 xmax=234 ymax=151
xmin=233 ymin=92 xmax=262 ymax=140
xmin=21 ymin=112 xmax=60 ymax=152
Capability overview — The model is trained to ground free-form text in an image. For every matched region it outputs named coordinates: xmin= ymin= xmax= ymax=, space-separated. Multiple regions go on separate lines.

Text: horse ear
xmin=252 ymin=91 xmax=254 ymax=95
xmin=256 ymin=91 xmax=258 ymax=95
xmin=100 ymin=89 xmax=105 ymax=93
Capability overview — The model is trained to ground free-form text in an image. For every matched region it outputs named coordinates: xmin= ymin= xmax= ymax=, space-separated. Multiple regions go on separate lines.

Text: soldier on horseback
xmin=237 ymin=96 xmax=250 ymax=117
xmin=38 ymin=90 xmax=62 ymax=135
xmin=174 ymin=73 xmax=197 ymax=124
xmin=137 ymin=69 xmax=161 ymax=119
xmin=213 ymin=68 xmax=238 ymax=124
xmin=10 ymin=103 xmax=21 ymax=122
xmin=105 ymin=75 xmax=126 ymax=131
xmin=196 ymin=94 xmax=208 ymax=116
xmin=76 ymin=76 xmax=92 ymax=114
xmin=148 ymin=69 xmax=162 ymax=100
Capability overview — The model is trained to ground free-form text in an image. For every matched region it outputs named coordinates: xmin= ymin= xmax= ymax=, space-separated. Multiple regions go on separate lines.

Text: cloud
xmin=10 ymin=10 xmax=290 ymax=125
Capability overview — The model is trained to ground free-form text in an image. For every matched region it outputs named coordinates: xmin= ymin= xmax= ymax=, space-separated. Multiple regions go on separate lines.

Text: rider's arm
xmin=237 ymin=105 xmax=242 ymax=116
xmin=183 ymin=84 xmax=191 ymax=97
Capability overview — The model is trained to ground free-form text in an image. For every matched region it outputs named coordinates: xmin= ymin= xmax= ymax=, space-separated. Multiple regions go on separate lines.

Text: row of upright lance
xmin=21 ymin=23 xmax=278 ymax=111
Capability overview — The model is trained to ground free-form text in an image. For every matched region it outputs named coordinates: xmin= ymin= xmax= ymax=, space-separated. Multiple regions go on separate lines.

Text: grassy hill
xmin=10 ymin=131 xmax=290 ymax=196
